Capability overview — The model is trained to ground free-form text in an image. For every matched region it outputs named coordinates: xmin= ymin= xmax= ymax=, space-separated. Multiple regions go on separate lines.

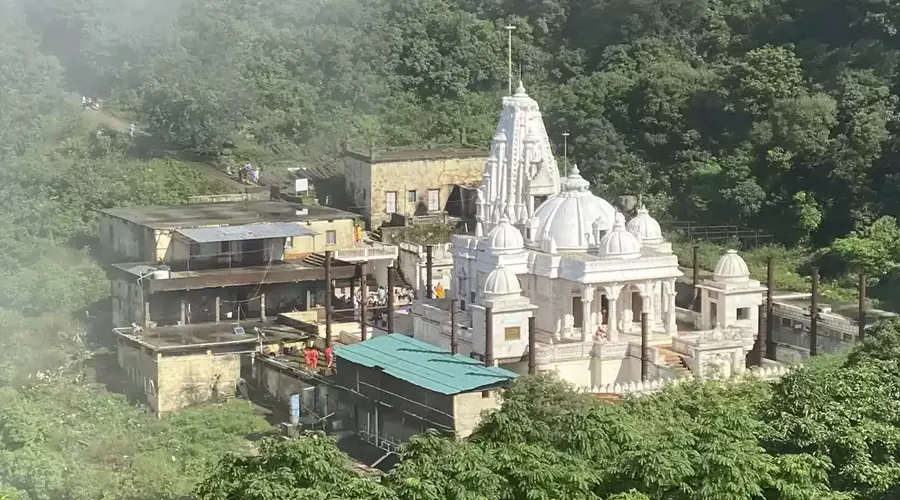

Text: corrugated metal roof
xmin=336 ymin=334 xmax=517 ymax=395
xmin=176 ymin=222 xmax=317 ymax=243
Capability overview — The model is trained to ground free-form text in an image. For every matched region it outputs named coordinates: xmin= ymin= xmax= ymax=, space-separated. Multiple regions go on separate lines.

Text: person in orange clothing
xmin=324 ymin=345 xmax=334 ymax=369
xmin=309 ymin=348 xmax=320 ymax=370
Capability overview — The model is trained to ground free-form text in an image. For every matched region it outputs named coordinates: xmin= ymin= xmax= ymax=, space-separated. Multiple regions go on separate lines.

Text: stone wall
xmin=452 ymin=390 xmax=502 ymax=438
xmin=155 ymin=352 xmax=242 ymax=416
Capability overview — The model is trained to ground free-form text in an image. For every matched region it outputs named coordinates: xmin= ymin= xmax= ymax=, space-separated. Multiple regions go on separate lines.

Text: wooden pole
xmin=324 ymin=251 xmax=333 ymax=348
xmin=528 ymin=316 xmax=537 ymax=375
xmin=485 ymin=307 xmax=494 ymax=367
xmin=359 ymin=261 xmax=368 ymax=341
xmin=425 ymin=245 xmax=434 ymax=299
xmin=765 ymin=256 xmax=775 ymax=360
xmin=859 ymin=272 xmax=867 ymax=343
xmin=387 ymin=265 xmax=396 ymax=333
xmin=450 ymin=299 xmax=459 ymax=354
xmin=810 ymin=267 xmax=819 ymax=357
xmin=692 ymin=244 xmax=700 ymax=311
xmin=641 ymin=311 xmax=649 ymax=382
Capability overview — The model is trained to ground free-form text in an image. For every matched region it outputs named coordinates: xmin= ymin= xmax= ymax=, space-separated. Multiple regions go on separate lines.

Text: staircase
xmin=370 ymin=226 xmax=383 ymax=242
xmin=303 ymin=253 xmax=327 ymax=266
xmin=657 ymin=346 xmax=692 ymax=378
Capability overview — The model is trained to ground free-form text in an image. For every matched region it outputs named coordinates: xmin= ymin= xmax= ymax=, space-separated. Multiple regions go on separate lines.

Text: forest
xmin=3 ymin=0 xmax=900 ymax=497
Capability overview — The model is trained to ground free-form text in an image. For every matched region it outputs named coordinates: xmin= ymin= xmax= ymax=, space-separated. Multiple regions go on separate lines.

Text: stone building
xmin=343 ymin=147 xmax=487 ymax=229
xmin=412 ymin=81 xmax=787 ymax=393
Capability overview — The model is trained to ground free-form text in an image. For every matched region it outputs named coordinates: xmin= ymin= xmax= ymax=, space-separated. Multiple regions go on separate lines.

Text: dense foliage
xmin=196 ymin=318 xmax=900 ymax=499
xmin=6 ymin=0 xmax=900 ymax=497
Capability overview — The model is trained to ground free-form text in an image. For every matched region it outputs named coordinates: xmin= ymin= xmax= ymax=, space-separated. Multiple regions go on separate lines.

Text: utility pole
xmin=505 ymin=25 xmax=516 ymax=96
xmin=562 ymin=132 xmax=570 ymax=178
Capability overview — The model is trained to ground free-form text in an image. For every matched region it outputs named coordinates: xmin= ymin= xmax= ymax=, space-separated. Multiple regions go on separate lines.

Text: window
xmin=736 ymin=307 xmax=750 ymax=320
xmin=427 ymin=189 xmax=440 ymax=211
xmin=385 ymin=191 xmax=398 ymax=213
xmin=504 ymin=326 xmax=521 ymax=341
xmin=284 ymin=237 xmax=293 ymax=249
xmin=408 ymin=190 xmax=417 ymax=202
xmin=326 ymin=230 xmax=337 ymax=245
xmin=781 ymin=317 xmax=792 ymax=327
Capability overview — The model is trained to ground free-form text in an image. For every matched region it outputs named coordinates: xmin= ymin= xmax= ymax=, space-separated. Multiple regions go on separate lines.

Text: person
xmin=435 ymin=282 xmax=445 ymax=299
xmin=377 ymin=286 xmax=386 ymax=305
xmin=309 ymin=348 xmax=320 ymax=370
xmin=128 ymin=124 xmax=135 ymax=137
xmin=81 ymin=96 xmax=87 ymax=110
xmin=324 ymin=345 xmax=334 ymax=369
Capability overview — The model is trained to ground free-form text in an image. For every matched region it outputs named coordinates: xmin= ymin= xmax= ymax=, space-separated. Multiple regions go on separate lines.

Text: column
xmin=604 ymin=284 xmax=622 ymax=342
xmin=581 ymin=285 xmax=595 ymax=341
xmin=260 ymin=293 xmax=267 ymax=322
xmin=640 ymin=283 xmax=652 ymax=337
xmin=215 ymin=296 xmax=221 ymax=324
xmin=651 ymin=282 xmax=662 ymax=327
xmin=180 ymin=299 xmax=187 ymax=326
xmin=666 ymin=280 xmax=677 ymax=335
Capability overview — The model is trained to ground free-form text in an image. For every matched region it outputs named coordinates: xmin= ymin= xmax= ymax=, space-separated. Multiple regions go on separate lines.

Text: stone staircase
xmin=303 ymin=252 xmax=327 ymax=266
xmin=370 ymin=226 xmax=383 ymax=242
xmin=657 ymin=346 xmax=692 ymax=378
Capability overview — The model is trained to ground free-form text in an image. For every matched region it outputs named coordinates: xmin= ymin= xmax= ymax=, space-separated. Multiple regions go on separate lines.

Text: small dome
xmin=532 ymin=164 xmax=616 ymax=251
xmin=484 ymin=267 xmax=522 ymax=296
xmin=627 ymin=206 xmax=664 ymax=244
xmin=597 ymin=212 xmax=642 ymax=259
xmin=714 ymin=249 xmax=750 ymax=282
xmin=486 ymin=217 xmax=524 ymax=252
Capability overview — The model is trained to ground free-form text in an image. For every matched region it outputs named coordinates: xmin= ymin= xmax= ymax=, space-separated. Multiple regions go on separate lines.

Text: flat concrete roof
xmin=114 ymin=320 xmax=312 ymax=353
xmin=99 ymin=201 xmax=359 ymax=230
xmin=344 ymin=147 xmax=488 ymax=164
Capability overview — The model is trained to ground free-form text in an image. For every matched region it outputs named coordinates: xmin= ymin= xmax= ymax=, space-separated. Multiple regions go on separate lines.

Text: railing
xmin=595 ymin=364 xmax=793 ymax=395
xmin=534 ymin=342 xmax=594 ymax=364
xmin=772 ymin=302 xmax=860 ymax=335
xmin=594 ymin=342 xmax=628 ymax=359
xmin=333 ymin=242 xmax=399 ymax=261
xmin=398 ymin=242 xmax=453 ymax=260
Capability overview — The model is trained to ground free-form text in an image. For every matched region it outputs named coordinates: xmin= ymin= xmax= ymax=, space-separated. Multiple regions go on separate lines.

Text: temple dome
xmin=598 ymin=212 xmax=642 ymax=259
xmin=627 ymin=206 xmax=664 ymax=244
xmin=484 ymin=267 xmax=521 ymax=296
xmin=533 ymin=164 xmax=616 ymax=252
xmin=714 ymin=249 xmax=750 ymax=282
xmin=486 ymin=217 xmax=524 ymax=252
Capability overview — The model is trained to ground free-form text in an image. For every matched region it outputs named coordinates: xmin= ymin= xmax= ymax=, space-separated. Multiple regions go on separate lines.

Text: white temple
xmin=411 ymin=81 xmax=782 ymax=392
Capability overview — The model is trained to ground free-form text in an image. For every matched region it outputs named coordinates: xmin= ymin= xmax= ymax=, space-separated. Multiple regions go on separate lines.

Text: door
xmin=572 ymin=296 xmax=583 ymax=328
xmin=427 ymin=189 xmax=440 ymax=211
xmin=386 ymin=191 xmax=397 ymax=214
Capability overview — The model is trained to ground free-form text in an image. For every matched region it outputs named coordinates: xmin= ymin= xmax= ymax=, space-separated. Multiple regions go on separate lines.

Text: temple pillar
xmin=603 ymin=284 xmax=622 ymax=342
xmin=581 ymin=285 xmax=595 ymax=341
xmin=654 ymin=282 xmax=664 ymax=326
xmin=666 ymin=280 xmax=677 ymax=335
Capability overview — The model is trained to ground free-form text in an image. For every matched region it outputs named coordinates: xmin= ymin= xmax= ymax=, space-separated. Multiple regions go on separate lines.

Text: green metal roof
xmin=335 ymin=334 xmax=517 ymax=395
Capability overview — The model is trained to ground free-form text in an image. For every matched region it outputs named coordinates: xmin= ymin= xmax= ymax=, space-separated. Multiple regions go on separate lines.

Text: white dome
xmin=484 ymin=267 xmax=521 ymax=296
xmin=486 ymin=217 xmax=524 ymax=252
xmin=532 ymin=164 xmax=616 ymax=252
xmin=627 ymin=206 xmax=664 ymax=244
xmin=597 ymin=212 xmax=642 ymax=259
xmin=714 ymin=249 xmax=750 ymax=282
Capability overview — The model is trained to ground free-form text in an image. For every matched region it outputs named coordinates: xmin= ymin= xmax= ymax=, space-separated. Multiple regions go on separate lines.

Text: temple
xmin=412 ymin=81 xmax=784 ymax=392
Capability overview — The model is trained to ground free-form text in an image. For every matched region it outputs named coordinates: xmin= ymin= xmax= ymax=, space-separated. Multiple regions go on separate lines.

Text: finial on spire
xmin=614 ymin=212 xmax=626 ymax=228
xmin=570 ymin=163 xmax=580 ymax=176
xmin=515 ymin=80 xmax=526 ymax=95
xmin=505 ymin=26 xmax=516 ymax=96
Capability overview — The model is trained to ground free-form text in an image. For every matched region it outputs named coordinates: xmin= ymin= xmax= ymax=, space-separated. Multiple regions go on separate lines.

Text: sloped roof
xmin=336 ymin=334 xmax=517 ymax=395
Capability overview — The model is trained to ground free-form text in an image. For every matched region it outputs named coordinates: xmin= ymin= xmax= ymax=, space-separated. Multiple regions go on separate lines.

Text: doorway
xmin=572 ymin=296 xmax=583 ymax=328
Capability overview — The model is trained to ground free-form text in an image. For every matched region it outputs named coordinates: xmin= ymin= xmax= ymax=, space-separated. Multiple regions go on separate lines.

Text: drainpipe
xmin=810 ymin=267 xmax=819 ymax=357
xmin=324 ymin=250 xmax=333 ymax=348
xmin=450 ymin=299 xmax=459 ymax=355
xmin=692 ymin=244 xmax=700 ymax=311
xmin=387 ymin=265 xmax=396 ymax=333
xmin=528 ymin=316 xmax=536 ymax=375
xmin=641 ymin=311 xmax=649 ymax=382
xmin=425 ymin=245 xmax=434 ymax=299
xmin=360 ymin=261 xmax=368 ymax=341
xmin=858 ymin=272 xmax=866 ymax=343
xmin=765 ymin=256 xmax=775 ymax=360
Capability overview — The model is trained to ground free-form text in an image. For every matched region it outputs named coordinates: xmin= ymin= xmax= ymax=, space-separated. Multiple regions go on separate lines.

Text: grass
xmin=670 ymin=237 xmax=870 ymax=306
